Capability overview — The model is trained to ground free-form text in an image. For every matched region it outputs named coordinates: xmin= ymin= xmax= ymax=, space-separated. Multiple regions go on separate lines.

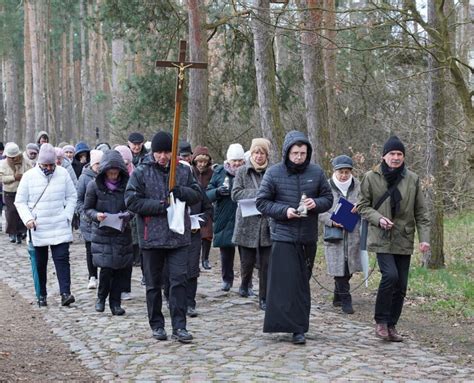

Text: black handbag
xmin=323 ymin=225 xmax=343 ymax=242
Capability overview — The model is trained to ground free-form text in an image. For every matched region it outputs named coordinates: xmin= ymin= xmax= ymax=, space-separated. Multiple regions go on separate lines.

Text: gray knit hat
xmin=37 ymin=143 xmax=56 ymax=164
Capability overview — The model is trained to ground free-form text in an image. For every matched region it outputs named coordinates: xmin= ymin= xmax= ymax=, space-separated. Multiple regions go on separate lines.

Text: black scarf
xmin=285 ymin=158 xmax=309 ymax=174
xmin=381 ymin=160 xmax=404 ymax=217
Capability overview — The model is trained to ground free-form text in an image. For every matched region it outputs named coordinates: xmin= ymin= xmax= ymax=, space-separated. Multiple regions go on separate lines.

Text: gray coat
xmin=319 ymin=177 xmax=362 ymax=276
xmin=76 ymin=165 xmax=97 ymax=241
xmin=231 ymin=162 xmax=271 ymax=248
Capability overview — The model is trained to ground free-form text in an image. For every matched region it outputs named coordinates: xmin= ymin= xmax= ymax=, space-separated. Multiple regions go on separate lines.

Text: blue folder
xmin=330 ymin=197 xmax=360 ymax=232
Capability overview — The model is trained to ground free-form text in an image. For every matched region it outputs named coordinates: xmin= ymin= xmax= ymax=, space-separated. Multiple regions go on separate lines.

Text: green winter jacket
xmin=357 ymin=163 xmax=430 ymax=255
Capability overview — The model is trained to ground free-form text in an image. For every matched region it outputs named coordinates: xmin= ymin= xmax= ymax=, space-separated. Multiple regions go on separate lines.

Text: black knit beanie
xmin=382 ymin=136 xmax=405 ymax=156
xmin=151 ymin=131 xmax=173 ymax=153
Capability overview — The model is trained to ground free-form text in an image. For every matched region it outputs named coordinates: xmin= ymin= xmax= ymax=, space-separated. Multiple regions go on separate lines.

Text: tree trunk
xmin=251 ymin=0 xmax=284 ymax=157
xmin=4 ymin=56 xmax=21 ymax=143
xmin=70 ymin=23 xmax=80 ymax=141
xmin=323 ymin=0 xmax=337 ymax=151
xmin=61 ymin=32 xmax=71 ymax=142
xmin=187 ymin=0 xmax=208 ymax=148
xmin=80 ymin=0 xmax=91 ymax=143
xmin=298 ymin=0 xmax=331 ymax=172
xmin=23 ymin=1 xmax=35 ymax=143
xmin=88 ymin=0 xmax=98 ymax=145
xmin=0 ymin=65 xmax=5 ymax=142
xmin=423 ymin=0 xmax=445 ymax=269
xmin=27 ymin=0 xmax=46 ymax=137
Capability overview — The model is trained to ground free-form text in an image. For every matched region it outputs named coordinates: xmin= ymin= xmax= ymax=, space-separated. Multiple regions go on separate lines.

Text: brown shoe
xmin=375 ymin=323 xmax=390 ymax=340
xmin=388 ymin=326 xmax=403 ymax=342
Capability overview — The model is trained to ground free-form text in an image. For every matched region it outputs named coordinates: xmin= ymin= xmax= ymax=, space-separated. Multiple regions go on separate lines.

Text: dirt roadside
xmin=0 ymin=281 xmax=97 ymax=382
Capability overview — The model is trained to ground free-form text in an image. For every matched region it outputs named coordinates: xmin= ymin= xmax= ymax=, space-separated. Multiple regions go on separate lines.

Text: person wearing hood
xmin=357 ymin=136 xmax=430 ymax=342
xmin=127 ymin=132 xmax=147 ymax=167
xmin=0 ymin=143 xmax=32 ymax=244
xmin=114 ymin=145 xmax=136 ymax=301
xmin=84 ymin=150 xmax=133 ymax=316
xmin=76 ymin=150 xmax=104 ymax=290
xmin=125 ymin=131 xmax=202 ymax=343
xmin=15 ymin=143 xmax=77 ymax=307
xmin=206 ymin=143 xmax=246 ymax=292
xmin=72 ymin=141 xmax=91 ymax=178
xmin=191 ymin=145 xmax=214 ymax=270
xmin=256 ymin=131 xmax=333 ymax=345
xmin=36 ymin=131 xmax=50 ymax=147
xmin=319 ymin=155 xmax=362 ymax=315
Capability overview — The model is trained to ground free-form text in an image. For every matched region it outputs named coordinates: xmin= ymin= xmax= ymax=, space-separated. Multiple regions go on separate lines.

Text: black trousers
xmin=85 ymin=241 xmax=98 ymax=279
xmin=375 ymin=253 xmax=411 ymax=326
xmin=142 ymin=247 xmax=188 ymax=331
xmin=238 ymin=246 xmax=270 ymax=300
xmin=98 ymin=267 xmax=128 ymax=308
xmin=201 ymin=239 xmax=211 ymax=262
xmin=35 ymin=242 xmax=71 ymax=296
xmin=220 ymin=246 xmax=236 ymax=284
xmin=123 ymin=264 xmax=132 ymax=293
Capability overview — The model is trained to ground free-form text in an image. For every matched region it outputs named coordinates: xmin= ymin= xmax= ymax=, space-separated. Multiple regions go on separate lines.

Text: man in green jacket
xmin=358 ymin=136 xmax=430 ymax=342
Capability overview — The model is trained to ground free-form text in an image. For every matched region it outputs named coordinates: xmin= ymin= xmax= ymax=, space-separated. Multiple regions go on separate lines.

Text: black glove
xmin=118 ymin=211 xmax=132 ymax=224
xmin=217 ymin=186 xmax=230 ymax=197
xmin=171 ymin=186 xmax=184 ymax=200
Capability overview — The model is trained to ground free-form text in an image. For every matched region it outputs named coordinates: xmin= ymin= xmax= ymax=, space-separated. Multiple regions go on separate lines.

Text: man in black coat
xmin=256 ymin=131 xmax=333 ymax=345
xmin=125 ymin=131 xmax=202 ymax=343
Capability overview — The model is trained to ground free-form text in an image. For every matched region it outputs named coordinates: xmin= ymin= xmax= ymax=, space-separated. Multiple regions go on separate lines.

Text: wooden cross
xmin=156 ymin=40 xmax=207 ymax=190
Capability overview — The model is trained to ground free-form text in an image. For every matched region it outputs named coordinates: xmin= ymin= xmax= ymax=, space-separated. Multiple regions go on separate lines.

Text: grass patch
xmin=407 ymin=210 xmax=473 ymax=319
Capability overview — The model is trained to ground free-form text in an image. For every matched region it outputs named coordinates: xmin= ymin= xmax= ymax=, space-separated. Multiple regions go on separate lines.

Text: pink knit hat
xmin=115 ymin=145 xmax=133 ymax=164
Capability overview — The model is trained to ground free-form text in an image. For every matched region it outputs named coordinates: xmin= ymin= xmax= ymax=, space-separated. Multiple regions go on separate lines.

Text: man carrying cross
xmin=125 ymin=131 xmax=202 ymax=343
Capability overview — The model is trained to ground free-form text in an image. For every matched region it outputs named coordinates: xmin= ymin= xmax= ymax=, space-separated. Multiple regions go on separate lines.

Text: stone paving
xmin=0 ymin=232 xmax=472 ymax=382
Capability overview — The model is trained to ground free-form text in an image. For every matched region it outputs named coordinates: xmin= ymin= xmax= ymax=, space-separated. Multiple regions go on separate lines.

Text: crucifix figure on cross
xmin=156 ymin=40 xmax=207 ymax=190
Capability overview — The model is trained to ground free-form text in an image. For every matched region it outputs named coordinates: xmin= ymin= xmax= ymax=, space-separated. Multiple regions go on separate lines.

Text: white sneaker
xmin=87 ymin=277 xmax=97 ymax=289
xmin=121 ymin=292 xmax=132 ymax=300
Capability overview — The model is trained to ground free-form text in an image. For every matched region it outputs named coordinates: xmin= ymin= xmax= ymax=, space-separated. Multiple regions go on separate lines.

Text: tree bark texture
xmin=4 ymin=56 xmax=21 ymax=143
xmin=27 ymin=0 xmax=46 ymax=137
xmin=23 ymin=2 xmax=35 ymax=144
xmin=251 ymin=0 xmax=284 ymax=158
xmin=298 ymin=0 xmax=331 ymax=172
xmin=423 ymin=0 xmax=445 ymax=269
xmin=0 ymin=65 xmax=5 ymax=142
xmin=80 ymin=0 xmax=91 ymax=143
xmin=187 ymin=0 xmax=209 ymax=148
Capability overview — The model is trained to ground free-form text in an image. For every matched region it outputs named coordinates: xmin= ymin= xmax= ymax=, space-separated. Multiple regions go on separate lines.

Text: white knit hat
xmin=4 ymin=142 xmax=20 ymax=158
xmin=226 ymin=143 xmax=245 ymax=161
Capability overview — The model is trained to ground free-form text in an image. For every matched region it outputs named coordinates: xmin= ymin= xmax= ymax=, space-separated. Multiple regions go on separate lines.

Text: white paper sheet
xmin=99 ymin=213 xmax=123 ymax=231
xmin=190 ymin=214 xmax=205 ymax=230
xmin=238 ymin=198 xmax=261 ymax=218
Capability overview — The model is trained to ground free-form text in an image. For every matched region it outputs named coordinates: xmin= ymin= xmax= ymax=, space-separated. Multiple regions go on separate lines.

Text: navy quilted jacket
xmin=256 ymin=131 xmax=333 ymax=244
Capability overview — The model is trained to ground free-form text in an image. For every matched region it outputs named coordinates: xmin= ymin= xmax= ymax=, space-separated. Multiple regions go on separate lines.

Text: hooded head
xmin=96 ymin=149 xmax=129 ymax=190
xmin=74 ymin=142 xmax=91 ymax=163
xmin=36 ymin=131 xmax=50 ymax=146
xmin=282 ymin=131 xmax=312 ymax=172
xmin=192 ymin=145 xmax=212 ymax=173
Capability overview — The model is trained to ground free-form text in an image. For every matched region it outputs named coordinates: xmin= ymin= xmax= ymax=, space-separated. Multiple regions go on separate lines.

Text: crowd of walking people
xmin=0 ymin=130 xmax=430 ymax=345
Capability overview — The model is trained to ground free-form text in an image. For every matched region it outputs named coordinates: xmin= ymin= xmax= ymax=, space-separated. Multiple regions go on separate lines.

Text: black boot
xmin=201 ymin=239 xmax=211 ymax=270
xmin=336 ymin=276 xmax=354 ymax=314
xmin=95 ymin=298 xmax=105 ymax=312
xmin=332 ymin=280 xmax=341 ymax=307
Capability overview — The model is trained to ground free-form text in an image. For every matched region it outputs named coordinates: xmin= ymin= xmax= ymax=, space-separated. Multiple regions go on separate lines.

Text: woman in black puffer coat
xmin=84 ymin=150 xmax=133 ymax=316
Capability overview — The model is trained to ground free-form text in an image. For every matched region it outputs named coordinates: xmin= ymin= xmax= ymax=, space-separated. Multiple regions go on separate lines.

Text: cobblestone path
xmin=0 ymin=234 xmax=472 ymax=381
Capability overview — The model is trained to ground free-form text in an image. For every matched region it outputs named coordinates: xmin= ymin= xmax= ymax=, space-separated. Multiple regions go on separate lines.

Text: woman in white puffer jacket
xmin=15 ymin=143 xmax=77 ymax=307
